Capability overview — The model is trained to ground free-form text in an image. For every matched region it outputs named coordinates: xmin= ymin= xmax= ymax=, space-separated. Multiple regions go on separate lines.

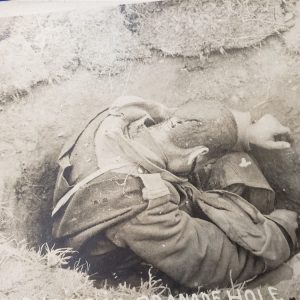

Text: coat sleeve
xmin=105 ymin=182 xmax=272 ymax=289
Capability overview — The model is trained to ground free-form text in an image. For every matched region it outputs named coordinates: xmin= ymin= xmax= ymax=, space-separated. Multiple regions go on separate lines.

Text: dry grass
xmin=0 ymin=0 xmax=296 ymax=106
xmin=0 ymin=233 xmax=239 ymax=299
xmin=0 ymin=235 xmax=170 ymax=299
xmin=0 ymin=7 xmax=148 ymax=106
xmin=122 ymin=0 xmax=295 ymax=56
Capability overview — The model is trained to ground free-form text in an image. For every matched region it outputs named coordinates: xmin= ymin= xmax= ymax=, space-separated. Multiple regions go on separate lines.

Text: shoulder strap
xmin=139 ymin=173 xmax=170 ymax=201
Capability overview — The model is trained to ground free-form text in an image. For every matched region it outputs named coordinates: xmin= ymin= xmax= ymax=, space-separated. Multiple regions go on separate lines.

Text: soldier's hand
xmin=248 ymin=114 xmax=292 ymax=150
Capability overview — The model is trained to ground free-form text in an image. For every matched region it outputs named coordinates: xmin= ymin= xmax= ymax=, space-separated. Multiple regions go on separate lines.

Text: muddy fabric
xmin=52 ymin=96 xmax=296 ymax=289
xmin=52 ymin=171 xmax=149 ymax=249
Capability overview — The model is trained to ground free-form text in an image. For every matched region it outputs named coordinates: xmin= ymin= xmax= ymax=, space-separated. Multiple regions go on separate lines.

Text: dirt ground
xmin=1 ymin=0 xmax=300 ymax=299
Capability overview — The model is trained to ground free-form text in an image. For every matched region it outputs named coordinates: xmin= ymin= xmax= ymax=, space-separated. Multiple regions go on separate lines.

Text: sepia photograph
xmin=0 ymin=0 xmax=300 ymax=299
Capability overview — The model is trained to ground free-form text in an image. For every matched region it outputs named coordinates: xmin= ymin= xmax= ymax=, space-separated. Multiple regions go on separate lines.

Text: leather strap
xmin=139 ymin=173 xmax=170 ymax=201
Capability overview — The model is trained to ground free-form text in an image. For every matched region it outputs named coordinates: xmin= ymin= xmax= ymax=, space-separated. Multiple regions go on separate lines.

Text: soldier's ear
xmin=187 ymin=146 xmax=209 ymax=165
xmin=167 ymin=117 xmax=184 ymax=129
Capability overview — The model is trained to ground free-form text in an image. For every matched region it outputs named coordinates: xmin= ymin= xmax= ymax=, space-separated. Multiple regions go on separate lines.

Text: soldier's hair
xmin=168 ymin=100 xmax=238 ymax=156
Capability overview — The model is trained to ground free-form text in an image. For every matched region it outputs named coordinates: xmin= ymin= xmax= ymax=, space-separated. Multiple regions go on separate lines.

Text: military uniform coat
xmin=52 ymin=96 xmax=297 ymax=289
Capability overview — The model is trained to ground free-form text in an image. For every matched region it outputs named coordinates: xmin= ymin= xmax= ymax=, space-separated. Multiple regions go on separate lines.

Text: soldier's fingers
xmin=275 ymin=125 xmax=291 ymax=135
xmin=263 ymin=140 xmax=291 ymax=150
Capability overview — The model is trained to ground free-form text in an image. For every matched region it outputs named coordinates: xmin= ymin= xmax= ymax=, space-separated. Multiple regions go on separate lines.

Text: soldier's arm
xmin=231 ymin=110 xmax=291 ymax=151
xmin=105 ymin=180 xmax=294 ymax=289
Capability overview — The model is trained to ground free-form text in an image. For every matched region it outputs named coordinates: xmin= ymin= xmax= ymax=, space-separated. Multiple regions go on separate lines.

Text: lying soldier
xmin=52 ymin=96 xmax=298 ymax=289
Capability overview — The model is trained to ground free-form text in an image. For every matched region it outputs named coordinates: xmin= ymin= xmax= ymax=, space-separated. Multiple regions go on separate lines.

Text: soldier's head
xmin=168 ymin=100 xmax=237 ymax=155
xmin=146 ymin=100 xmax=237 ymax=174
